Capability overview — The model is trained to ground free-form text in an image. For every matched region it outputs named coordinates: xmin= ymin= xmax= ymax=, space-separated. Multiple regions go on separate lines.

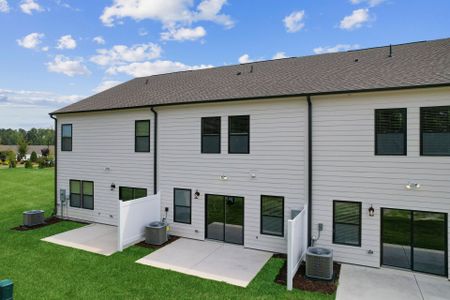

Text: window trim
xmin=173 ymin=188 xmax=192 ymax=224
xmin=332 ymin=200 xmax=362 ymax=247
xmin=228 ymin=115 xmax=250 ymax=154
xmin=119 ymin=186 xmax=148 ymax=201
xmin=69 ymin=180 xmax=94 ymax=210
xmin=420 ymin=105 xmax=450 ymax=157
xmin=374 ymin=108 xmax=407 ymax=156
xmin=135 ymin=120 xmax=151 ymax=153
xmin=201 ymin=116 xmax=221 ymax=154
xmin=61 ymin=124 xmax=73 ymax=152
xmin=260 ymin=195 xmax=285 ymax=237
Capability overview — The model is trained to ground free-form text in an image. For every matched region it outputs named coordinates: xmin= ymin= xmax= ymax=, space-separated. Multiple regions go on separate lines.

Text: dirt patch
xmin=275 ymin=260 xmax=340 ymax=294
xmin=11 ymin=216 xmax=87 ymax=231
xmin=136 ymin=235 xmax=180 ymax=250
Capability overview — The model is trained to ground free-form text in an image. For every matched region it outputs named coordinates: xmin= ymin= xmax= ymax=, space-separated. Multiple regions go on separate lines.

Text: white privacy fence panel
xmin=287 ymin=205 xmax=308 ymax=291
xmin=118 ymin=193 xmax=161 ymax=251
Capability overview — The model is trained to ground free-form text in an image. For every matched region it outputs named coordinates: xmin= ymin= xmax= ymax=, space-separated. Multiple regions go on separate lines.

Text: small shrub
xmin=30 ymin=151 xmax=38 ymax=163
xmin=25 ymin=160 xmax=33 ymax=169
xmin=38 ymin=156 xmax=54 ymax=168
xmin=0 ymin=151 xmax=6 ymax=163
xmin=41 ymin=148 xmax=50 ymax=157
xmin=8 ymin=152 xmax=16 ymax=168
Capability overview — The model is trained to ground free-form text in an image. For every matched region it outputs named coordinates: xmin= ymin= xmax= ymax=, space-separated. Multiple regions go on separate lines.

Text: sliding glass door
xmin=381 ymin=208 xmax=447 ymax=276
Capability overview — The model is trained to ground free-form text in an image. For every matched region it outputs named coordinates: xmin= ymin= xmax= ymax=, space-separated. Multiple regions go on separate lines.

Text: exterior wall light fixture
xmin=368 ymin=205 xmax=375 ymax=217
xmin=194 ymin=190 xmax=200 ymax=199
xmin=110 ymin=183 xmax=116 ymax=191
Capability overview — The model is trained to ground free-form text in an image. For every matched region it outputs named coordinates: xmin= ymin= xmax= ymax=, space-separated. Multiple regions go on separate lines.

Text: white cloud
xmin=17 ymin=32 xmax=45 ymax=50
xmin=93 ymin=80 xmax=122 ymax=93
xmin=0 ymin=0 xmax=9 ymax=13
xmin=340 ymin=8 xmax=370 ymax=30
xmin=161 ymin=26 xmax=206 ymax=41
xmin=90 ymin=43 xmax=162 ymax=66
xmin=106 ymin=60 xmax=213 ymax=77
xmin=350 ymin=0 xmax=384 ymax=7
xmin=272 ymin=52 xmax=287 ymax=59
xmin=20 ymin=0 xmax=44 ymax=15
xmin=0 ymin=88 xmax=84 ymax=129
xmin=100 ymin=0 xmax=233 ymax=29
xmin=46 ymin=55 xmax=90 ymax=76
xmin=56 ymin=35 xmax=77 ymax=49
xmin=238 ymin=54 xmax=252 ymax=64
xmin=313 ymin=44 xmax=360 ymax=54
xmin=93 ymin=36 xmax=106 ymax=45
xmin=283 ymin=10 xmax=305 ymax=33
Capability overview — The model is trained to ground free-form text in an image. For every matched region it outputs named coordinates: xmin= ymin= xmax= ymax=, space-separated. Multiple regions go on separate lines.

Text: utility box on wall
xmin=0 ymin=279 xmax=13 ymax=300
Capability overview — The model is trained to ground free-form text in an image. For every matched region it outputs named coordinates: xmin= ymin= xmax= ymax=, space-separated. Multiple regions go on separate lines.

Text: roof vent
xmin=388 ymin=44 xmax=393 ymax=57
xmin=145 ymin=79 xmax=149 ymax=85
xmin=236 ymin=71 xmax=242 ymax=76
xmin=354 ymin=58 xmax=359 ymax=62
xmin=249 ymin=65 xmax=254 ymax=73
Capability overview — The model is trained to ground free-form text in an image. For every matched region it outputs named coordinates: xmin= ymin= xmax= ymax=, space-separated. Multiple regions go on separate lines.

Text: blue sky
xmin=1 ymin=0 xmax=449 ymax=129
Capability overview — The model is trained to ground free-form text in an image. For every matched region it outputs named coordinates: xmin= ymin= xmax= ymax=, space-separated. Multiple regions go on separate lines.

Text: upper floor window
xmin=375 ymin=108 xmax=407 ymax=155
xmin=421 ymin=106 xmax=450 ymax=156
xmin=61 ymin=124 xmax=72 ymax=151
xmin=201 ymin=117 xmax=221 ymax=153
xmin=228 ymin=115 xmax=250 ymax=154
xmin=119 ymin=186 xmax=147 ymax=201
xmin=333 ymin=200 xmax=361 ymax=247
xmin=135 ymin=120 xmax=150 ymax=152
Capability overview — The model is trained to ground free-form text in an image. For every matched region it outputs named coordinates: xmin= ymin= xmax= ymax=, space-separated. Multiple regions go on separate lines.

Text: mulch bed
xmin=275 ymin=260 xmax=341 ymax=294
xmin=136 ymin=235 xmax=180 ymax=250
xmin=11 ymin=216 xmax=88 ymax=231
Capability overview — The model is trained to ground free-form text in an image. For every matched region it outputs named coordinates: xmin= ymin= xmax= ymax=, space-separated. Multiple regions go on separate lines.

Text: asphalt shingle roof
xmin=53 ymin=38 xmax=450 ymax=114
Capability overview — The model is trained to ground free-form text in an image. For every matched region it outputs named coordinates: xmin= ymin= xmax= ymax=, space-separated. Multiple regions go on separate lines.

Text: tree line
xmin=0 ymin=128 xmax=55 ymax=145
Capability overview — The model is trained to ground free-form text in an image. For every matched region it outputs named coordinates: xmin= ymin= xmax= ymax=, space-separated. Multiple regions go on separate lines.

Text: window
xmin=174 ymin=188 xmax=191 ymax=224
xmin=261 ymin=195 xmax=284 ymax=237
xmin=135 ymin=120 xmax=150 ymax=152
xmin=61 ymin=124 xmax=72 ymax=151
xmin=333 ymin=201 xmax=361 ymax=246
xmin=201 ymin=117 xmax=221 ymax=153
xmin=421 ymin=106 xmax=450 ymax=156
xmin=70 ymin=180 xmax=94 ymax=210
xmin=229 ymin=115 xmax=250 ymax=154
xmin=119 ymin=187 xmax=148 ymax=201
xmin=375 ymin=108 xmax=407 ymax=155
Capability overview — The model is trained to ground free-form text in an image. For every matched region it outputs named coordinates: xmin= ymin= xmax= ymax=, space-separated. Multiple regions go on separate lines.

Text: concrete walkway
xmin=136 ymin=238 xmax=272 ymax=287
xmin=337 ymin=264 xmax=450 ymax=300
xmin=42 ymin=223 xmax=118 ymax=256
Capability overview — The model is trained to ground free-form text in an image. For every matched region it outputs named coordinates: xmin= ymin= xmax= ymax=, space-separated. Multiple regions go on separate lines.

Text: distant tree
xmin=30 ymin=151 xmax=38 ymax=163
xmin=8 ymin=151 xmax=16 ymax=168
xmin=17 ymin=139 xmax=28 ymax=161
xmin=0 ymin=128 xmax=55 ymax=145
xmin=0 ymin=152 xmax=6 ymax=163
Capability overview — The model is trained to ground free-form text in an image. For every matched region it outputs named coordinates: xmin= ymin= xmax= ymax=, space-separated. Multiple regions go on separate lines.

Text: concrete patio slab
xmin=41 ymin=223 xmax=118 ymax=256
xmin=337 ymin=264 xmax=450 ymax=300
xmin=136 ymin=238 xmax=272 ymax=287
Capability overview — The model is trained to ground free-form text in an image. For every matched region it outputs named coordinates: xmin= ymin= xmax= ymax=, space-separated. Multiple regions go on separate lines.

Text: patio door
xmin=205 ymin=194 xmax=244 ymax=245
xmin=381 ymin=208 xmax=448 ymax=276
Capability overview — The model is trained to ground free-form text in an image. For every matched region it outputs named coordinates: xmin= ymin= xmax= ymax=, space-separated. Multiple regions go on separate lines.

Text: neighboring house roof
xmin=53 ymin=38 xmax=450 ymax=115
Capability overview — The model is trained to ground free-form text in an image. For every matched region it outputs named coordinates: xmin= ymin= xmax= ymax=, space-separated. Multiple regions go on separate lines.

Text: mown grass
xmin=0 ymin=168 xmax=334 ymax=300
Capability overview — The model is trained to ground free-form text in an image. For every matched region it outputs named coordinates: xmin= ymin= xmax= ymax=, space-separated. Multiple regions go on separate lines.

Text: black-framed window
xmin=375 ymin=108 xmax=407 ymax=155
xmin=119 ymin=186 xmax=147 ymax=201
xmin=61 ymin=124 xmax=72 ymax=151
xmin=201 ymin=117 xmax=221 ymax=153
xmin=229 ymin=115 xmax=249 ymax=154
xmin=261 ymin=195 xmax=284 ymax=237
xmin=70 ymin=180 xmax=94 ymax=210
xmin=135 ymin=120 xmax=150 ymax=152
xmin=174 ymin=188 xmax=191 ymax=224
xmin=333 ymin=200 xmax=361 ymax=246
xmin=421 ymin=106 xmax=450 ymax=156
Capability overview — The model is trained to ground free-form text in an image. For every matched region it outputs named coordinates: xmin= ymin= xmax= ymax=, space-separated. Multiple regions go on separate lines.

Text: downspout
xmin=50 ymin=115 xmax=58 ymax=216
xmin=307 ymin=96 xmax=313 ymax=246
xmin=150 ymin=107 xmax=158 ymax=194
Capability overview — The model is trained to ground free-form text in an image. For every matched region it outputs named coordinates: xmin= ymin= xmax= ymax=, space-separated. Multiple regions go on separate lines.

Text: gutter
xmin=150 ymin=107 xmax=158 ymax=194
xmin=307 ymin=96 xmax=313 ymax=246
xmin=50 ymin=115 xmax=58 ymax=216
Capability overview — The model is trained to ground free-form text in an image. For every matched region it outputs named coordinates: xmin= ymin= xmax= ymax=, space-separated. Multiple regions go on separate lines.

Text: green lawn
xmin=0 ymin=168 xmax=334 ymax=300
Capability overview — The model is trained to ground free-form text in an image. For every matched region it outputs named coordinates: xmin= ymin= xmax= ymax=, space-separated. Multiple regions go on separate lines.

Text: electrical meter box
xmin=60 ymin=189 xmax=66 ymax=204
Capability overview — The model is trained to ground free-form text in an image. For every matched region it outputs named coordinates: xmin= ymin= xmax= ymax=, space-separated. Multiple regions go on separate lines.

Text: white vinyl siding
xmin=56 ymin=109 xmax=154 ymax=225
xmin=158 ymin=98 xmax=307 ymax=253
xmin=311 ymin=87 xmax=450 ymax=279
